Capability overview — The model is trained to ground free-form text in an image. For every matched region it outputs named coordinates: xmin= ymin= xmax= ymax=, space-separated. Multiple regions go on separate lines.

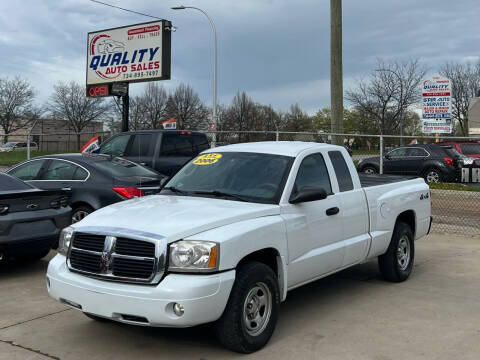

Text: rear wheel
xmin=72 ymin=205 xmax=93 ymax=224
xmin=378 ymin=222 xmax=414 ymax=282
xmin=362 ymin=166 xmax=378 ymax=174
xmin=215 ymin=262 xmax=280 ymax=353
xmin=423 ymin=168 xmax=442 ymax=183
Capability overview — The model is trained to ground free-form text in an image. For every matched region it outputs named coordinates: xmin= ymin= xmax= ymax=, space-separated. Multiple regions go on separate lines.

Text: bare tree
xmin=165 ymin=83 xmax=209 ymax=130
xmin=0 ymin=76 xmax=40 ymax=143
xmin=440 ymin=62 xmax=480 ymax=136
xmin=49 ymin=81 xmax=110 ymax=148
xmin=283 ymin=104 xmax=311 ymax=132
xmin=346 ymin=59 xmax=426 ymax=136
xmin=141 ymin=83 xmax=168 ymax=129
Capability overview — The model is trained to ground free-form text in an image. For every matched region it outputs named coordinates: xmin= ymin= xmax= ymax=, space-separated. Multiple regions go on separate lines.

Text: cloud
xmin=0 ymin=0 xmax=479 ymax=111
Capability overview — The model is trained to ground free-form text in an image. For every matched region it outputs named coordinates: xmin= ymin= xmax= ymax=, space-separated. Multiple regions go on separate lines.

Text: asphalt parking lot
xmin=1 ymin=232 xmax=480 ymax=360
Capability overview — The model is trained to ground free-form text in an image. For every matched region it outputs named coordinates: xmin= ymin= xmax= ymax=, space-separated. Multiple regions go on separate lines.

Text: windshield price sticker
xmin=193 ymin=153 xmax=222 ymax=165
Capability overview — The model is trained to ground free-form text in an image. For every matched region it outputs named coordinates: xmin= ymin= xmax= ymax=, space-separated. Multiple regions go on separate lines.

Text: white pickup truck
xmin=47 ymin=142 xmax=432 ymax=353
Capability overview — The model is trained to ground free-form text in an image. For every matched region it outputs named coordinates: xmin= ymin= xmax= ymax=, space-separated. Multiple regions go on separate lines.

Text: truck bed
xmin=359 ymin=173 xmax=418 ymax=188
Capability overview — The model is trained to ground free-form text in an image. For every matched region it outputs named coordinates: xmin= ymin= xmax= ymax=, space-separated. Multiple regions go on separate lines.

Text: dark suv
xmin=357 ymin=144 xmax=463 ymax=183
xmin=97 ymin=130 xmax=210 ymax=176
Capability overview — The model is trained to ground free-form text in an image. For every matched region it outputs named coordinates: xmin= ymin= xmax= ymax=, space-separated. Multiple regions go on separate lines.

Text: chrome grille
xmin=67 ymin=230 xmax=165 ymax=284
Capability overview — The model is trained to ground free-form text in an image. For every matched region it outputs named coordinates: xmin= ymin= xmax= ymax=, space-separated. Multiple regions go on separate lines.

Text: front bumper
xmin=47 ymin=254 xmax=236 ymax=327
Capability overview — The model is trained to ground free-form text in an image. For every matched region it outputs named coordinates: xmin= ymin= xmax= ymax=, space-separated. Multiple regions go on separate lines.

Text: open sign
xmin=87 ymin=84 xmax=110 ymax=97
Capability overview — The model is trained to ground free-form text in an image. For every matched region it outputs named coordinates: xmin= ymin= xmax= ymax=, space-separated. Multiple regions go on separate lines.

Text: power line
xmin=88 ymin=0 xmax=163 ymax=20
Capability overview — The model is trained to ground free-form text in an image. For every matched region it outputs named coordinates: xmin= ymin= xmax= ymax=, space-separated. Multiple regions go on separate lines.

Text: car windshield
xmin=2 ymin=142 xmax=16 ymax=148
xmin=161 ymin=152 xmax=293 ymax=204
xmin=92 ymin=157 xmax=159 ymax=178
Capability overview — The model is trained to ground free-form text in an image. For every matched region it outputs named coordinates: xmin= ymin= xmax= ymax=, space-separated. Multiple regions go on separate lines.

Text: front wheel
xmin=378 ymin=222 xmax=414 ymax=282
xmin=362 ymin=166 xmax=378 ymax=174
xmin=215 ymin=262 xmax=280 ymax=353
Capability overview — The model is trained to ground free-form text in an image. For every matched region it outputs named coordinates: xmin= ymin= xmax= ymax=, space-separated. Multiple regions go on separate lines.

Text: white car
xmin=0 ymin=142 xmax=38 ymax=152
xmin=47 ymin=142 xmax=432 ymax=353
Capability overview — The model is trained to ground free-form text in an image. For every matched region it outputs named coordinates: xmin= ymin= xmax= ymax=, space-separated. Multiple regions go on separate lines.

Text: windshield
xmin=93 ymin=157 xmax=159 ymax=178
xmin=162 ymin=152 xmax=293 ymax=204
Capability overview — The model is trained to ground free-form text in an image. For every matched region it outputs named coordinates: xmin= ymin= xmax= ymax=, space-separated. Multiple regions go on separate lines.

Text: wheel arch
xmin=395 ymin=210 xmax=416 ymax=238
xmin=236 ymin=247 xmax=286 ymax=301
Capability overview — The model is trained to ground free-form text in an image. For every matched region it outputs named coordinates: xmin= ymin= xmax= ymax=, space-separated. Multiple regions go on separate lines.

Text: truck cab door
xmin=282 ymin=153 xmax=345 ymax=288
xmin=123 ymin=133 xmax=155 ymax=169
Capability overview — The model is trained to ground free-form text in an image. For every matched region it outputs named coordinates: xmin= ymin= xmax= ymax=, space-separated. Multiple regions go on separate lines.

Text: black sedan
xmin=0 ymin=173 xmax=71 ymax=261
xmin=7 ymin=154 xmax=167 ymax=223
xmin=357 ymin=144 xmax=463 ymax=183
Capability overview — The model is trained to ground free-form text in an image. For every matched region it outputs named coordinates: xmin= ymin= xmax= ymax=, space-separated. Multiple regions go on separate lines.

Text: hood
xmin=74 ymin=195 xmax=280 ymax=241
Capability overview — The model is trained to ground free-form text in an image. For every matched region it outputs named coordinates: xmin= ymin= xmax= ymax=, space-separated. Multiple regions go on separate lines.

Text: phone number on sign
xmin=123 ymin=70 xmax=159 ymax=79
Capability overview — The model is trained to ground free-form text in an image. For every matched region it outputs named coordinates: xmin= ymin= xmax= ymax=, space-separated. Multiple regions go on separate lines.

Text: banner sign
xmin=87 ymin=20 xmax=171 ymax=87
xmin=422 ymin=119 xmax=453 ymax=134
xmin=422 ymin=76 xmax=452 ymax=133
xmin=162 ymin=118 xmax=177 ymax=130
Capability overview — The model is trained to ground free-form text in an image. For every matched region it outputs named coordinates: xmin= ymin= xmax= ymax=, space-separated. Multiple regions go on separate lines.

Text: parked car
xmin=0 ymin=142 xmax=38 ymax=152
xmin=7 ymin=154 xmax=166 ymax=223
xmin=96 ymin=130 xmax=210 ymax=176
xmin=47 ymin=142 xmax=431 ymax=353
xmin=357 ymin=144 xmax=463 ymax=183
xmin=439 ymin=141 xmax=480 ymax=159
xmin=0 ymin=173 xmax=71 ymax=262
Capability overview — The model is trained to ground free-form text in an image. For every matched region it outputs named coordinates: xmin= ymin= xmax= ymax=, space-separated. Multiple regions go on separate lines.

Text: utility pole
xmin=330 ymin=0 xmax=344 ymax=145
xmin=121 ymin=92 xmax=129 ymax=132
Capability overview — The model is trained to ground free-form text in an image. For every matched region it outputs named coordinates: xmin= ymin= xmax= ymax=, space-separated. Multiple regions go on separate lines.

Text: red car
xmin=440 ymin=141 xmax=480 ymax=159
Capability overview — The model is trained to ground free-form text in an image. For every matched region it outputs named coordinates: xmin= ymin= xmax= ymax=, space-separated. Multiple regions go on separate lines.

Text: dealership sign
xmin=422 ymin=76 xmax=452 ymax=133
xmin=86 ymin=20 xmax=171 ymax=88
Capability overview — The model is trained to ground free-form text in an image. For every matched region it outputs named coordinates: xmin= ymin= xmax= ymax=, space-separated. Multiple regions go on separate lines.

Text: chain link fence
xmin=1 ymin=129 xmax=479 ymax=236
xmin=204 ymin=130 xmax=480 ymax=236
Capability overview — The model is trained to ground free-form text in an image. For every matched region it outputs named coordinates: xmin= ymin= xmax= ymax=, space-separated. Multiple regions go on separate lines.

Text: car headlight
xmin=168 ymin=240 xmax=218 ymax=272
xmin=58 ymin=227 xmax=74 ymax=256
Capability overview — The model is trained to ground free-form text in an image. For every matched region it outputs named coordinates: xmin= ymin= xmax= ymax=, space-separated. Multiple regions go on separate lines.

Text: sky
xmin=0 ymin=0 xmax=479 ymax=114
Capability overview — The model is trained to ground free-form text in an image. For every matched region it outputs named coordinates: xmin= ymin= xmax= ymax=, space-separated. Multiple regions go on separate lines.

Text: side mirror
xmin=289 ymin=187 xmax=328 ymax=204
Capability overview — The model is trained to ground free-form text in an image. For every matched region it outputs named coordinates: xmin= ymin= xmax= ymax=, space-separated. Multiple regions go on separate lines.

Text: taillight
xmin=113 ymin=187 xmax=145 ymax=199
xmin=444 ymin=157 xmax=454 ymax=166
xmin=179 ymin=131 xmax=192 ymax=135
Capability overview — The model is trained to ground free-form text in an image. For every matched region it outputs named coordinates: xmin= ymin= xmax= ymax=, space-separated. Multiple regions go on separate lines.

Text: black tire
xmin=362 ymin=166 xmax=378 ymax=174
xmin=378 ymin=222 xmax=415 ymax=282
xmin=72 ymin=205 xmax=93 ymax=224
xmin=423 ymin=168 xmax=442 ymax=183
xmin=215 ymin=262 xmax=280 ymax=353
xmin=84 ymin=313 xmax=110 ymax=322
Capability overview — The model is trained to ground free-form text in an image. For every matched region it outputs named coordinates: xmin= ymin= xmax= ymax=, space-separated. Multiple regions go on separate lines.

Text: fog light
xmin=173 ymin=303 xmax=184 ymax=316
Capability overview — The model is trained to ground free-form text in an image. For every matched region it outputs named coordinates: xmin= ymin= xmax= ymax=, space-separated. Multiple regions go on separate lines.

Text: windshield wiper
xmin=162 ymin=186 xmax=189 ymax=195
xmin=192 ymin=190 xmax=250 ymax=202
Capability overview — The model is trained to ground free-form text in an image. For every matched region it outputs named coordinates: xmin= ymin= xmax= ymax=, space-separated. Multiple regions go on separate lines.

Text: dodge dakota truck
xmin=47 ymin=142 xmax=432 ymax=353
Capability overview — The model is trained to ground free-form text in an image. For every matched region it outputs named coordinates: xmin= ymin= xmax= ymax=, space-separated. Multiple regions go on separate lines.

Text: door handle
xmin=326 ymin=207 xmax=340 ymax=216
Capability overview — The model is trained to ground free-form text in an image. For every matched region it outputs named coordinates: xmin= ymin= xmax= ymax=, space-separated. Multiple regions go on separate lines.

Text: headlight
xmin=58 ymin=227 xmax=74 ymax=256
xmin=168 ymin=240 xmax=218 ymax=272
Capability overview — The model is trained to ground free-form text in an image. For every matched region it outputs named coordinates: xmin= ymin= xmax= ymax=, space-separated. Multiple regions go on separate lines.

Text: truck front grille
xmin=67 ymin=231 xmax=164 ymax=284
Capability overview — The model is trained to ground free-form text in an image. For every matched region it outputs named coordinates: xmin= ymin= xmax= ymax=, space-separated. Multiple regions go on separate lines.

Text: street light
xmin=172 ymin=5 xmax=217 ymax=147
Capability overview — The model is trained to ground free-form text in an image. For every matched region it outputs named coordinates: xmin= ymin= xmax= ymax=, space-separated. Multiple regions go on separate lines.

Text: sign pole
xmin=122 ymin=89 xmax=129 ymax=132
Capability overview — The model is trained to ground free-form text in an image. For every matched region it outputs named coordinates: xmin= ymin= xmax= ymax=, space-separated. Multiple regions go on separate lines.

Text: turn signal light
xmin=113 ymin=187 xmax=145 ymax=199
xmin=443 ymin=157 xmax=454 ymax=166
